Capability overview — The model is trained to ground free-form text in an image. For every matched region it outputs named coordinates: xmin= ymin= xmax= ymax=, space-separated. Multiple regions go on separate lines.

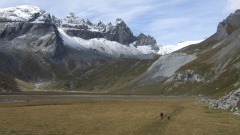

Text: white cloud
xmin=147 ymin=18 xmax=191 ymax=32
xmin=224 ymin=0 xmax=240 ymax=12
xmin=73 ymin=0 xmax=153 ymax=23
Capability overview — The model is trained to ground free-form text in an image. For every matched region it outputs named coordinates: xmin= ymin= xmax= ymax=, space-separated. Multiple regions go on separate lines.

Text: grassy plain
xmin=0 ymin=95 xmax=239 ymax=135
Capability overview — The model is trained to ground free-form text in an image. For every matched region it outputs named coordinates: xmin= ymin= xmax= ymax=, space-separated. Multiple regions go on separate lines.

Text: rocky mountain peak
xmin=136 ymin=33 xmax=157 ymax=46
xmin=86 ymin=19 xmax=93 ymax=26
xmin=217 ymin=9 xmax=240 ymax=35
xmin=60 ymin=14 xmax=157 ymax=46
xmin=63 ymin=12 xmax=84 ymax=24
xmin=0 ymin=5 xmax=158 ymax=48
xmin=111 ymin=18 xmax=136 ymax=45
xmin=105 ymin=22 xmax=114 ymax=32
xmin=37 ymin=13 xmax=61 ymax=26
xmin=115 ymin=18 xmax=125 ymax=25
xmin=0 ymin=5 xmax=61 ymax=26
xmin=234 ymin=9 xmax=240 ymax=15
xmin=0 ymin=5 xmax=45 ymax=22
xmin=97 ymin=21 xmax=105 ymax=26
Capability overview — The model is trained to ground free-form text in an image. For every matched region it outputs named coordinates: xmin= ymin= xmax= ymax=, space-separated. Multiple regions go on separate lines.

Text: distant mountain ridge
xmin=0 ymin=5 xmax=200 ymax=57
xmin=0 ymin=5 xmax=161 ymax=69
xmin=1 ymin=5 xmax=238 ymax=101
xmin=0 ymin=5 xmax=158 ymax=52
xmin=123 ymin=9 xmax=240 ymax=99
xmin=0 ymin=5 xmax=161 ymax=91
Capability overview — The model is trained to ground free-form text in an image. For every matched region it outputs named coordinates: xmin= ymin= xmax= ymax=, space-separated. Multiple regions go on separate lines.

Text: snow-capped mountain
xmin=0 ymin=5 xmax=197 ymax=58
xmin=2 ymin=5 xmax=238 ymax=99
xmin=0 ymin=5 xmax=61 ymax=25
xmin=0 ymin=5 xmax=44 ymax=22
xmin=60 ymin=12 xmax=159 ymax=55
xmin=0 ymin=5 xmax=160 ymax=58
xmin=0 ymin=5 xmax=160 ymax=61
xmin=0 ymin=5 xmax=161 ymax=91
xmin=58 ymin=28 xmax=156 ymax=59
xmin=59 ymin=12 xmax=159 ymax=58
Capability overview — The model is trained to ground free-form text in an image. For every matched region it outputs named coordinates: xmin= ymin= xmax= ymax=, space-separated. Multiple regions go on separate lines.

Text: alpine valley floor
xmin=0 ymin=94 xmax=239 ymax=135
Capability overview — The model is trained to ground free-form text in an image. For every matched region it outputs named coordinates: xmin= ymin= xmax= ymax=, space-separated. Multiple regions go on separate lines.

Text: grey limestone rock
xmin=136 ymin=33 xmax=156 ymax=46
xmin=217 ymin=9 xmax=240 ymax=35
xmin=61 ymin=17 xmax=157 ymax=46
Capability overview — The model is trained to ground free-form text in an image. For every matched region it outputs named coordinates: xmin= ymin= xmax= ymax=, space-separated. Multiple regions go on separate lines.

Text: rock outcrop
xmin=61 ymin=13 xmax=157 ymax=49
xmin=217 ymin=9 xmax=240 ymax=35
xmin=0 ymin=5 xmax=160 ymax=92
xmin=201 ymin=89 xmax=240 ymax=115
xmin=172 ymin=70 xmax=204 ymax=82
xmin=136 ymin=33 xmax=156 ymax=46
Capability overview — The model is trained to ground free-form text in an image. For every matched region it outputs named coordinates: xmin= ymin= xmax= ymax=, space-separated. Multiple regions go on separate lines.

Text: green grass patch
xmin=43 ymin=58 xmax=157 ymax=92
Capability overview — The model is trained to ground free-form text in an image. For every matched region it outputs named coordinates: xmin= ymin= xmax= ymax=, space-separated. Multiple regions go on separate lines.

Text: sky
xmin=0 ymin=0 xmax=240 ymax=45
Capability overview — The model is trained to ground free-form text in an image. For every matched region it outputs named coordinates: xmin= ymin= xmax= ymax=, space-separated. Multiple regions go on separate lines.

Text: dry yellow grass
xmin=0 ymin=96 xmax=239 ymax=135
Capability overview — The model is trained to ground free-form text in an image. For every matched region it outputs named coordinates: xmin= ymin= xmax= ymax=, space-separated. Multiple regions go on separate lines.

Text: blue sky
xmin=0 ymin=0 xmax=240 ymax=45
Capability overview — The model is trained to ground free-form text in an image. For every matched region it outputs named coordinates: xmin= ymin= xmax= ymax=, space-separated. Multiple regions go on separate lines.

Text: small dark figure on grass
xmin=167 ymin=113 xmax=170 ymax=120
xmin=160 ymin=112 xmax=163 ymax=119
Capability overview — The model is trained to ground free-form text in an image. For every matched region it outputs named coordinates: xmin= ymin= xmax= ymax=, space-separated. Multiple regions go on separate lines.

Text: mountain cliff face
xmin=122 ymin=9 xmax=240 ymax=98
xmin=0 ymin=6 xmax=159 ymax=59
xmin=0 ymin=5 xmax=159 ymax=91
xmin=61 ymin=13 xmax=157 ymax=46
xmin=217 ymin=10 xmax=240 ymax=35
xmin=0 ymin=5 xmax=239 ymax=98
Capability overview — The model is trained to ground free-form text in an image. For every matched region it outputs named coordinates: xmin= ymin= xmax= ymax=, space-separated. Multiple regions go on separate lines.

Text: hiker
xmin=167 ymin=113 xmax=170 ymax=120
xmin=160 ymin=112 xmax=163 ymax=119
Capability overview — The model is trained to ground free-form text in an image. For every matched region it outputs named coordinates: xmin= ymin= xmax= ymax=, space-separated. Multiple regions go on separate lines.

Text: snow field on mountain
xmin=59 ymin=27 xmax=203 ymax=58
xmin=58 ymin=28 xmax=156 ymax=58
xmin=0 ymin=5 xmax=43 ymax=21
xmin=158 ymin=40 xmax=203 ymax=55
